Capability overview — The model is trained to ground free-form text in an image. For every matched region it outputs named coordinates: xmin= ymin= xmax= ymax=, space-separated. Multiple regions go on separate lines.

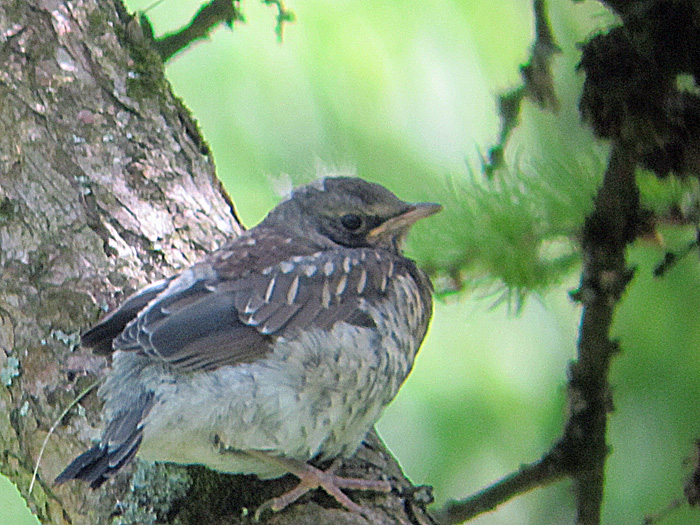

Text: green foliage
xmin=0 ymin=477 xmax=37 ymax=525
xmin=7 ymin=1 xmax=700 ymax=525
xmin=638 ymin=169 xmax=700 ymax=219
xmin=412 ymin=152 xmax=603 ymax=300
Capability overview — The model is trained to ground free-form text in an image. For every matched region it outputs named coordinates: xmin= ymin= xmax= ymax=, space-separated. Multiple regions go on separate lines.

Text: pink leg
xmin=247 ymin=451 xmax=392 ymax=520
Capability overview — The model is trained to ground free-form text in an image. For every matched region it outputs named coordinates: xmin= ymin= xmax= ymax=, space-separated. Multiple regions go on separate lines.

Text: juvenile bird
xmin=56 ymin=176 xmax=441 ymax=517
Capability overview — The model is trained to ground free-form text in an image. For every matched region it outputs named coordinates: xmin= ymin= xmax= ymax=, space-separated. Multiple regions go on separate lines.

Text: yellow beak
xmin=367 ymin=202 xmax=442 ymax=238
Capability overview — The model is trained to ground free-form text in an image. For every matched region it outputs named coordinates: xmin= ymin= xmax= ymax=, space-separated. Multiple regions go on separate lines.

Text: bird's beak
xmin=367 ymin=202 xmax=442 ymax=238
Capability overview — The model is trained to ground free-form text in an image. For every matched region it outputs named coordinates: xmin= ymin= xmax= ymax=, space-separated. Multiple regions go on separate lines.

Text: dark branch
xmin=483 ymin=0 xmax=561 ymax=176
xmin=435 ymin=144 xmax=641 ymax=525
xmin=143 ymin=0 xmax=295 ymax=62
xmin=434 ymin=449 xmax=566 ymax=524
xmin=149 ymin=0 xmax=244 ymax=62
xmin=566 ymin=142 xmax=639 ymax=524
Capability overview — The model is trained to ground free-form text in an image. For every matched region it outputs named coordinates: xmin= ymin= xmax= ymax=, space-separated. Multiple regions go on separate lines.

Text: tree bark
xmin=0 ymin=1 xmax=430 ymax=523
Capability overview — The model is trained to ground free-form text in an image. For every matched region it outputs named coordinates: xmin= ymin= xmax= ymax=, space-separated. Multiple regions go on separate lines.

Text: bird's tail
xmin=54 ymin=437 xmax=142 ymax=488
xmin=55 ymin=390 xmax=154 ymax=488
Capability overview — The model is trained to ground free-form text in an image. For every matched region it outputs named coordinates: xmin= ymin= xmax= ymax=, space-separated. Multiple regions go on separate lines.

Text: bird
xmin=56 ymin=176 xmax=441 ymax=518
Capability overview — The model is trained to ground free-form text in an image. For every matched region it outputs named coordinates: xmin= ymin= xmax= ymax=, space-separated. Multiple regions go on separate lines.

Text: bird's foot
xmin=251 ymin=455 xmax=391 ymax=521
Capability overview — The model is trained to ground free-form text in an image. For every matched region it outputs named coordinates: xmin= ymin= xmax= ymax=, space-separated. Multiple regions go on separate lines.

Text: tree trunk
xmin=0 ymin=1 xmax=431 ymax=523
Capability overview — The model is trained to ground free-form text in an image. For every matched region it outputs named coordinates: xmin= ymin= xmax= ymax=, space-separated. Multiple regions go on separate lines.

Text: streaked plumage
xmin=56 ymin=177 xmax=440 ymax=512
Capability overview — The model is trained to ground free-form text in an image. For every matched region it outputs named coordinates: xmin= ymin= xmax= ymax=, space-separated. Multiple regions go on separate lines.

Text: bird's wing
xmin=220 ymin=245 xmax=399 ymax=336
xmin=82 ymin=230 xmax=403 ymax=373
xmin=82 ymin=278 xmax=173 ymax=355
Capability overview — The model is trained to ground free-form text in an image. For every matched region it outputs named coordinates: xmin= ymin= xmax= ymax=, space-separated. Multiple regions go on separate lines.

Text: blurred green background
xmin=5 ymin=0 xmax=700 ymax=523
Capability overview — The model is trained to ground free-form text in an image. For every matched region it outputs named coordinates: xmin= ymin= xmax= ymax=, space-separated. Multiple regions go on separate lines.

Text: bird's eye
xmin=340 ymin=214 xmax=363 ymax=231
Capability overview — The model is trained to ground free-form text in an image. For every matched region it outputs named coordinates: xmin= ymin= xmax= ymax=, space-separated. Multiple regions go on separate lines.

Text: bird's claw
xmin=253 ymin=458 xmax=391 ymax=521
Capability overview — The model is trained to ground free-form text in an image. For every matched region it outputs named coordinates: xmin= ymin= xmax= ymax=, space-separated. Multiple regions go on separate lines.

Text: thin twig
xmin=29 ymin=379 xmax=101 ymax=495
xmin=151 ymin=0 xmax=244 ymax=62
xmin=483 ymin=0 xmax=561 ymax=176
xmin=642 ymin=497 xmax=684 ymax=525
xmin=262 ymin=0 xmax=295 ymax=42
xmin=434 ymin=449 xmax=566 ymax=524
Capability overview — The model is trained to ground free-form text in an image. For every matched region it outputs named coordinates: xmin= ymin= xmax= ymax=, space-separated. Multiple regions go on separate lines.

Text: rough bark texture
xmin=0 ymin=1 xmax=431 ymax=523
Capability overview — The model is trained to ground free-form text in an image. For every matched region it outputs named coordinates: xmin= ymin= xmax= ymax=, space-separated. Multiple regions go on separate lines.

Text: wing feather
xmin=82 ymin=231 xmax=409 ymax=373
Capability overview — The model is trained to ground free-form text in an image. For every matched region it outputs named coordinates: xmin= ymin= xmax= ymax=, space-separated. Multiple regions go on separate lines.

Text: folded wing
xmin=82 ymin=232 xmax=403 ymax=373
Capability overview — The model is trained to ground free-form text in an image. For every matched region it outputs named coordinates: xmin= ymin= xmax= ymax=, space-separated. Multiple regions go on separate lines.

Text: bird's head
xmin=261 ymin=177 xmax=442 ymax=253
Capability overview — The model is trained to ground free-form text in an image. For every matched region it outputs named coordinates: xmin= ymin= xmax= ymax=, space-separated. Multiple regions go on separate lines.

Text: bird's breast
xmin=131 ymin=267 xmax=432 ymax=475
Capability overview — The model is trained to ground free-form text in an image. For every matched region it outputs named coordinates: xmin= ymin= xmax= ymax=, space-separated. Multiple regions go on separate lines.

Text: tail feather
xmin=55 ymin=434 xmax=143 ymax=489
xmin=55 ymin=444 xmax=112 ymax=488
xmin=55 ymin=391 xmax=154 ymax=488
